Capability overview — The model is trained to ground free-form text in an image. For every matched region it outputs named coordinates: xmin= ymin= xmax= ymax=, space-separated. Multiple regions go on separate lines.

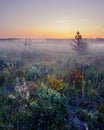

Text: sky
xmin=0 ymin=0 xmax=104 ymax=38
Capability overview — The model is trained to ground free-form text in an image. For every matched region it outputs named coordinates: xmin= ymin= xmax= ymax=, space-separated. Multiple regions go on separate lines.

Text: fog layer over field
xmin=0 ymin=39 xmax=104 ymax=60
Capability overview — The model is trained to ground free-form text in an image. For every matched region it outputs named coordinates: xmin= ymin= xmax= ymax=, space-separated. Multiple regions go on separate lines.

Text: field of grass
xmin=0 ymin=39 xmax=104 ymax=130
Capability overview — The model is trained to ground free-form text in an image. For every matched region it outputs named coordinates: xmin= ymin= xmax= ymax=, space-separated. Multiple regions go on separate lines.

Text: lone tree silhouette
xmin=72 ymin=31 xmax=88 ymax=54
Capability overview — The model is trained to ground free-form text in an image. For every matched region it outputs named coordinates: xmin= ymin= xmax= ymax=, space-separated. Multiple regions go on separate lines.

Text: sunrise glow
xmin=0 ymin=0 xmax=104 ymax=38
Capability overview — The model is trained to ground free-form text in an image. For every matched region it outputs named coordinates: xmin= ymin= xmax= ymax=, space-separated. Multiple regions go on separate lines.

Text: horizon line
xmin=0 ymin=37 xmax=104 ymax=40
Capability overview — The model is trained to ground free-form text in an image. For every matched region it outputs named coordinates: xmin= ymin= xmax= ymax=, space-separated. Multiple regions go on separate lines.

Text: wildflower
xmin=9 ymin=94 xmax=16 ymax=99
xmin=14 ymin=78 xmax=38 ymax=100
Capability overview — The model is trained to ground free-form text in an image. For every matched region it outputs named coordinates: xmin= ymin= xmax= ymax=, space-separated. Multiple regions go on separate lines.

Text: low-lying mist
xmin=0 ymin=39 xmax=104 ymax=64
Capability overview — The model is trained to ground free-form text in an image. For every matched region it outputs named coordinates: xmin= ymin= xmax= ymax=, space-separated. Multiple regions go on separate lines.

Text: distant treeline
xmin=0 ymin=38 xmax=21 ymax=41
xmin=0 ymin=38 xmax=104 ymax=42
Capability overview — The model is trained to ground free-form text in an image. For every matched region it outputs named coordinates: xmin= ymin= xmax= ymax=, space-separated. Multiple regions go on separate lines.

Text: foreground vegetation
xmin=0 ymin=42 xmax=104 ymax=130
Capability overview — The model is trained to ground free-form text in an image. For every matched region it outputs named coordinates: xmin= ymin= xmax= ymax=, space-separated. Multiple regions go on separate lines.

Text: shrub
xmin=28 ymin=83 xmax=68 ymax=129
xmin=66 ymin=70 xmax=84 ymax=87
xmin=47 ymin=75 xmax=68 ymax=92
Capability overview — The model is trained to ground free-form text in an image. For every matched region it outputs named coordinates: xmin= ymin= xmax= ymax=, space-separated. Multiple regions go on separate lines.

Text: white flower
xmin=9 ymin=94 xmax=16 ymax=99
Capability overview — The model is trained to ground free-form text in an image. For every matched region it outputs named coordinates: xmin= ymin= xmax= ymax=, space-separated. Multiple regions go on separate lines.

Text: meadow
xmin=0 ymin=38 xmax=104 ymax=130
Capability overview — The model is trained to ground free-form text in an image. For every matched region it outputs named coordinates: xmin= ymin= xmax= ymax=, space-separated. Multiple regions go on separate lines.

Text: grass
xmin=0 ymin=43 xmax=104 ymax=130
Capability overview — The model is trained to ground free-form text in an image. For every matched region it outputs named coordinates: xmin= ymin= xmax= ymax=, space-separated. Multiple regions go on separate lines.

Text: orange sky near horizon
xmin=0 ymin=0 xmax=104 ymax=39
xmin=0 ymin=29 xmax=104 ymax=39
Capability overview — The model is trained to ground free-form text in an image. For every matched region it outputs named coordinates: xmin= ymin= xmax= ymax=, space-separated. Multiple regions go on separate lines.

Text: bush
xmin=47 ymin=75 xmax=68 ymax=92
xmin=28 ymin=83 xmax=68 ymax=129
